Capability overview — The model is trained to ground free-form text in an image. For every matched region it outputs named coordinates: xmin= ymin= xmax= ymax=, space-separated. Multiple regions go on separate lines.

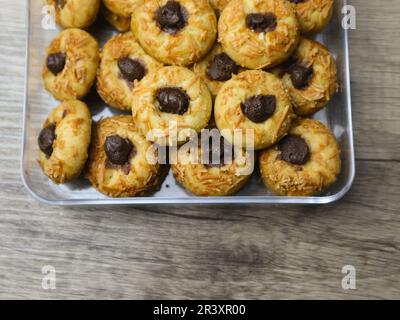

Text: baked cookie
xmin=97 ymin=32 xmax=163 ymax=111
xmin=86 ymin=116 xmax=168 ymax=198
xmin=259 ymin=118 xmax=341 ymax=196
xmin=38 ymin=100 xmax=91 ymax=184
xmin=192 ymin=43 xmax=241 ymax=97
xmin=103 ymin=0 xmax=143 ymax=18
xmin=102 ymin=5 xmax=131 ymax=32
xmin=45 ymin=0 xmax=100 ymax=29
xmin=132 ymin=66 xmax=213 ymax=146
xmin=171 ymin=130 xmax=253 ymax=196
xmin=218 ymin=0 xmax=300 ymax=69
xmin=214 ymin=70 xmax=295 ymax=150
xmin=271 ymin=37 xmax=338 ymax=116
xmin=43 ymin=29 xmax=100 ymax=101
xmin=289 ymin=0 xmax=334 ymax=34
xmin=131 ymin=0 xmax=217 ymax=66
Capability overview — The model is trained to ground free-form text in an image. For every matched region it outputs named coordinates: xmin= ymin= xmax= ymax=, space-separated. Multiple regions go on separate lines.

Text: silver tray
xmin=22 ymin=0 xmax=355 ymax=205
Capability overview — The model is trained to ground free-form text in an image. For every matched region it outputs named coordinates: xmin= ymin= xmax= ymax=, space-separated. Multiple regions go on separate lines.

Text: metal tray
xmin=22 ymin=0 xmax=355 ymax=205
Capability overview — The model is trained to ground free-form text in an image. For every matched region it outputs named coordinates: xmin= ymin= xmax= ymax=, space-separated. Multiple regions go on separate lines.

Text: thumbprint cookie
xmin=38 ymin=100 xmax=92 ymax=184
xmin=171 ymin=130 xmax=253 ymax=196
xmin=45 ymin=0 xmax=100 ymax=29
xmin=131 ymin=66 xmax=212 ymax=146
xmin=97 ymin=32 xmax=164 ymax=111
xmin=218 ymin=0 xmax=300 ymax=69
xmin=214 ymin=70 xmax=295 ymax=150
xmin=43 ymin=29 xmax=100 ymax=101
xmin=289 ymin=0 xmax=334 ymax=34
xmin=86 ymin=116 xmax=169 ymax=198
xmin=131 ymin=0 xmax=217 ymax=66
xmin=271 ymin=37 xmax=338 ymax=116
xmin=192 ymin=43 xmax=242 ymax=97
xmin=259 ymin=118 xmax=341 ymax=196
xmin=103 ymin=0 xmax=143 ymax=18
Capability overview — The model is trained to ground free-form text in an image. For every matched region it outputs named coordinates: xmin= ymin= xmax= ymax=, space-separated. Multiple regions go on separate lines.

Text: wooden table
xmin=0 ymin=0 xmax=399 ymax=299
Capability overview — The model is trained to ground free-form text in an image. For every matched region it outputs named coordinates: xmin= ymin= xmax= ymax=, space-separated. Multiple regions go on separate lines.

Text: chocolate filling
xmin=246 ymin=13 xmax=277 ymax=33
xmin=47 ymin=52 xmax=66 ymax=76
xmin=156 ymin=87 xmax=190 ymax=115
xmin=118 ymin=57 xmax=146 ymax=83
xmin=38 ymin=123 xmax=56 ymax=157
xmin=104 ymin=135 xmax=136 ymax=166
xmin=278 ymin=134 xmax=310 ymax=165
xmin=155 ymin=0 xmax=188 ymax=35
xmin=206 ymin=53 xmax=240 ymax=82
xmin=241 ymin=95 xmax=276 ymax=123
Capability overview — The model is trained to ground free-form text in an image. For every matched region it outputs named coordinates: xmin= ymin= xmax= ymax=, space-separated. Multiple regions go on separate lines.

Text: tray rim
xmin=21 ymin=0 xmax=355 ymax=206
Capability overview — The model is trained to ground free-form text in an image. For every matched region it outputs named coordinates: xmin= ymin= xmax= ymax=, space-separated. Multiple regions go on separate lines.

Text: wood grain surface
xmin=0 ymin=0 xmax=399 ymax=299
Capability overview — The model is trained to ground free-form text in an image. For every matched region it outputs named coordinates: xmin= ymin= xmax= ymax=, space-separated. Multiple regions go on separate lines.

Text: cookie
xmin=45 ymin=0 xmax=100 ymax=29
xmin=218 ymin=0 xmax=300 ymax=69
xmin=103 ymin=0 xmax=143 ymax=18
xmin=214 ymin=70 xmax=295 ymax=150
xmin=86 ymin=116 xmax=169 ymax=198
xmin=171 ymin=130 xmax=253 ymax=196
xmin=132 ymin=66 xmax=213 ymax=146
xmin=259 ymin=118 xmax=341 ymax=196
xmin=97 ymin=32 xmax=164 ymax=111
xmin=38 ymin=100 xmax=92 ymax=184
xmin=192 ymin=43 xmax=242 ymax=97
xmin=289 ymin=0 xmax=334 ymax=34
xmin=271 ymin=37 xmax=338 ymax=116
xmin=102 ymin=5 xmax=131 ymax=32
xmin=131 ymin=0 xmax=217 ymax=66
xmin=43 ymin=29 xmax=100 ymax=101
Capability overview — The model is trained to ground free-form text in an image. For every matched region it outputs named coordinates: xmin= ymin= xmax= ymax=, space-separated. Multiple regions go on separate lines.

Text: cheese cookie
xmin=38 ymin=100 xmax=92 ymax=184
xmin=259 ymin=118 xmax=341 ymax=196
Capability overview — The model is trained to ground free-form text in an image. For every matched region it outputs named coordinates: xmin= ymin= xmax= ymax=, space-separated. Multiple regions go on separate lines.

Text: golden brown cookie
xmin=86 ymin=116 xmax=168 ymax=198
xmin=214 ymin=70 xmax=295 ymax=150
xmin=271 ymin=37 xmax=338 ymax=116
xmin=38 ymin=100 xmax=92 ymax=184
xmin=259 ymin=118 xmax=341 ymax=196
xmin=43 ymin=29 xmax=100 ymax=101
xmin=289 ymin=0 xmax=334 ymax=34
xmin=218 ymin=0 xmax=300 ymax=69
xmin=192 ymin=43 xmax=242 ymax=97
xmin=103 ymin=0 xmax=143 ymax=18
xmin=171 ymin=131 xmax=253 ymax=196
xmin=131 ymin=0 xmax=217 ymax=66
xmin=97 ymin=32 xmax=163 ymax=111
xmin=45 ymin=0 xmax=100 ymax=29
xmin=102 ymin=5 xmax=131 ymax=32
xmin=132 ymin=66 xmax=213 ymax=146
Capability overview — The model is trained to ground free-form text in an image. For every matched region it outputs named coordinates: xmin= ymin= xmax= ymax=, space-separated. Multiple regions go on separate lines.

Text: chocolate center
xmin=47 ymin=52 xmax=66 ymax=76
xmin=206 ymin=53 xmax=240 ymax=82
xmin=290 ymin=64 xmax=313 ymax=89
xmin=246 ymin=13 xmax=277 ymax=33
xmin=38 ymin=123 xmax=56 ymax=157
xmin=241 ymin=95 xmax=276 ymax=123
xmin=104 ymin=135 xmax=135 ymax=165
xmin=118 ymin=57 xmax=146 ymax=83
xmin=278 ymin=134 xmax=310 ymax=165
xmin=156 ymin=0 xmax=187 ymax=35
xmin=289 ymin=0 xmax=307 ymax=4
xmin=156 ymin=87 xmax=190 ymax=115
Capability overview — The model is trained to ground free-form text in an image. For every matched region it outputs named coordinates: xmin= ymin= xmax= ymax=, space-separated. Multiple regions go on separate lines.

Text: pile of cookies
xmin=38 ymin=0 xmax=341 ymax=198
